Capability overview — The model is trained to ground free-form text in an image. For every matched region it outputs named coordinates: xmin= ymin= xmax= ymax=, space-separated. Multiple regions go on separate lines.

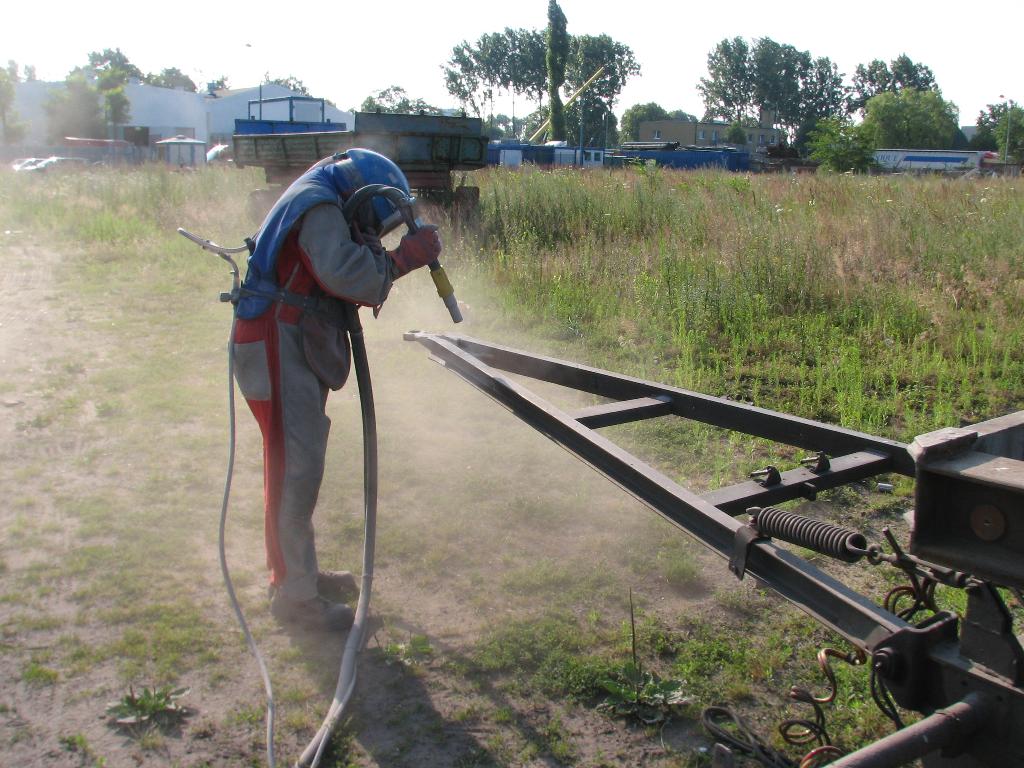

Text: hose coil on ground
xmin=751 ymin=507 xmax=867 ymax=563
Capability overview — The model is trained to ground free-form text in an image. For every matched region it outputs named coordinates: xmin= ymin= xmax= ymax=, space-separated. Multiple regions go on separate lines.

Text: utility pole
xmin=578 ymin=100 xmax=584 ymax=166
xmin=246 ymin=43 xmax=262 ymax=119
xmin=1000 ymin=94 xmax=1010 ymax=166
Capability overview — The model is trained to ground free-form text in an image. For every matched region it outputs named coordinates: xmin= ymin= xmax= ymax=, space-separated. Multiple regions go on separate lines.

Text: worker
xmin=230 ymin=149 xmax=441 ymax=632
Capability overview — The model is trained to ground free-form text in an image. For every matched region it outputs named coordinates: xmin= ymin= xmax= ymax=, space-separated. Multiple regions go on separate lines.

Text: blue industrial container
xmin=609 ymin=147 xmax=750 ymax=171
xmin=486 ymin=141 xmax=750 ymax=172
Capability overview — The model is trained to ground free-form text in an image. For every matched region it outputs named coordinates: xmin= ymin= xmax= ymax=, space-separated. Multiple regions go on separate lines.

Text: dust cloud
xmin=306 ymin=216 xmax=725 ymax=647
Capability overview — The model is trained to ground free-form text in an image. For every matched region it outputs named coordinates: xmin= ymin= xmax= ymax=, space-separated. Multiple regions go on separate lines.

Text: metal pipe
xmin=816 ymin=694 xmax=990 ymax=768
xmin=405 ymin=332 xmax=908 ymax=649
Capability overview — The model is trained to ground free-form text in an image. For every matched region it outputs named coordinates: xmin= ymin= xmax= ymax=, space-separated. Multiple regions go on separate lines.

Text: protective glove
xmin=389 ymin=225 xmax=442 ymax=277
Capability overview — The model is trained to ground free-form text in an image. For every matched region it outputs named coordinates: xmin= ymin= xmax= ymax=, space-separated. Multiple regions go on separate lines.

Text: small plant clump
xmin=105 ymin=684 xmax=191 ymax=726
xmin=379 ymin=633 xmax=434 ymax=667
xmin=598 ymin=591 xmax=692 ymax=724
xmin=597 ymin=660 xmax=692 ymax=724
xmin=59 ymin=732 xmax=107 ymax=766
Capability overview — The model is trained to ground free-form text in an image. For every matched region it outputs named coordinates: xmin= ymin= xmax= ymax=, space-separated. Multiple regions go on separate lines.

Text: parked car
xmin=11 ymin=157 xmax=45 ymax=171
xmin=31 ymin=156 xmax=89 ymax=172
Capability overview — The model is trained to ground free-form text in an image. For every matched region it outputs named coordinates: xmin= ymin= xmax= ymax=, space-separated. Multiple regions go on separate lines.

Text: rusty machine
xmin=405 ymin=332 xmax=1024 ymax=768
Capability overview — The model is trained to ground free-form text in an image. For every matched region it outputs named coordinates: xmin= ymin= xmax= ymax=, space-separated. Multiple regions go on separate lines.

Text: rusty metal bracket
xmin=729 ymin=521 xmax=768 ymax=581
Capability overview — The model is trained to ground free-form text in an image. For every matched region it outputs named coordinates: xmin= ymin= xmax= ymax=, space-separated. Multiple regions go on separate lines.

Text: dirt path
xmin=0 ymin=240 xmax=101 ymax=765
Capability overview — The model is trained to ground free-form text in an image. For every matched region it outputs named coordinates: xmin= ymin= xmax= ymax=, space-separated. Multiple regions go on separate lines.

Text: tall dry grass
xmin=464 ymin=166 xmax=1024 ymax=438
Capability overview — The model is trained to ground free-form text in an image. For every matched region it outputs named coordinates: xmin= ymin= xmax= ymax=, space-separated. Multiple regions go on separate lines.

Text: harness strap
xmin=237 ymin=285 xmax=357 ymax=330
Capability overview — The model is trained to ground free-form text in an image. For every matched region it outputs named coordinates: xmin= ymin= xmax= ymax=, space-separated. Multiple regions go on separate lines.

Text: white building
xmin=10 ymin=80 xmax=64 ymax=146
xmin=10 ymin=79 xmax=353 ymax=152
xmin=125 ymin=80 xmax=209 ymax=143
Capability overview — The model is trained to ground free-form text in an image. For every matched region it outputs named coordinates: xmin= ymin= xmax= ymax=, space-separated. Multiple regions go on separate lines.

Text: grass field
xmin=0 ymin=163 xmax=1020 ymax=767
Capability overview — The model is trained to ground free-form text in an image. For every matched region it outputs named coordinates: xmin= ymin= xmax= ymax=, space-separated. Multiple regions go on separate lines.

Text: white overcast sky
xmin=3 ymin=0 xmax=1021 ymax=124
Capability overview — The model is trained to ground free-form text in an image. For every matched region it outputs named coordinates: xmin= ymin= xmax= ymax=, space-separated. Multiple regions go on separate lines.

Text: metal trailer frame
xmin=405 ymin=331 xmax=1024 ymax=768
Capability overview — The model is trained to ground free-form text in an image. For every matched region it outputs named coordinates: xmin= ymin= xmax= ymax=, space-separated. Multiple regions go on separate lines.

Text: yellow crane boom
xmin=527 ymin=66 xmax=605 ymax=144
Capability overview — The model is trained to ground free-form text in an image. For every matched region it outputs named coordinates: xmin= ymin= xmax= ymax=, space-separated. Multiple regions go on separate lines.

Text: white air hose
xmin=179 ymin=227 xmax=379 ymax=768
xmin=177 ymin=229 xmax=278 ymax=767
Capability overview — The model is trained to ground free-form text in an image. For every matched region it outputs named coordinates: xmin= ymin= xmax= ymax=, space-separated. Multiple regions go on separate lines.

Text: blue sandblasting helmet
xmin=326 ymin=148 xmax=411 ymax=235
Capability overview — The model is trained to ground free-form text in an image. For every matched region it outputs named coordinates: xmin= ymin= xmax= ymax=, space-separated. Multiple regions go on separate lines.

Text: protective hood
xmin=237 ymin=162 xmax=358 ymax=319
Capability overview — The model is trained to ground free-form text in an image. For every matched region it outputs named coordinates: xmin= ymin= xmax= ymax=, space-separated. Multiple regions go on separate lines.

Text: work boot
xmin=317 ymin=569 xmax=358 ymax=601
xmin=270 ymin=593 xmax=355 ymax=632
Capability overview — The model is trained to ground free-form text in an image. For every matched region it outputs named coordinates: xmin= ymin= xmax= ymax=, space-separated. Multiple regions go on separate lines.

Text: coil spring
xmin=751 ymin=507 xmax=867 ymax=563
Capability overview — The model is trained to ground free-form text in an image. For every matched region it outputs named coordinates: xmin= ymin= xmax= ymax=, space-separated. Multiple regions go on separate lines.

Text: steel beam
xmin=571 ymin=396 xmax=673 ymax=428
xmin=702 ymin=451 xmax=895 ymax=515
xmin=433 ymin=334 xmax=915 ymax=476
xmin=405 ymin=332 xmax=1024 ymax=766
xmin=406 ymin=331 xmax=905 ymax=649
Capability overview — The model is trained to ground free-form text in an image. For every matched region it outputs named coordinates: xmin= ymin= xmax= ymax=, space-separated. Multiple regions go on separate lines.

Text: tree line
xmin=3 ymin=14 xmax=1019 ymax=165
xmin=630 ymin=37 xmax=1020 ymax=169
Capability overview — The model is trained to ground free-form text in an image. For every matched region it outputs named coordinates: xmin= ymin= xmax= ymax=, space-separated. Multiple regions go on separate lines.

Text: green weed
xmin=469 ymin=169 xmax=1024 ymax=438
xmin=59 ymin=732 xmax=107 ymax=766
xmin=380 ymin=633 xmax=434 ymax=667
xmin=599 ymin=592 xmax=691 ymax=724
xmin=22 ymin=661 xmax=59 ymax=685
xmin=105 ymin=684 xmax=190 ymax=725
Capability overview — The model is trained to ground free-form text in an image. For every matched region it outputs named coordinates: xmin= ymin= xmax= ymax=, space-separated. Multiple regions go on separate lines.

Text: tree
xmin=860 ymin=89 xmax=959 ymax=149
xmin=889 ymin=54 xmax=937 ymax=92
xmin=519 ymin=105 xmax=548 ymax=143
xmin=510 ymin=28 xmax=548 ymax=110
xmin=973 ymin=101 xmax=1024 ymax=161
xmin=442 ymin=22 xmax=637 ymax=144
xmin=726 ymin=122 xmax=748 ymax=144
xmin=45 ymin=72 xmax=104 ymax=141
xmin=669 ymin=109 xmax=697 ymax=121
xmin=104 ymin=87 xmax=131 ymax=127
xmin=794 ymin=56 xmax=848 ymax=149
xmin=83 ymin=49 xmax=138 ymax=127
xmin=849 ymin=54 xmax=937 ymax=114
xmin=360 ymin=86 xmax=439 ymax=114
xmin=146 ymin=67 xmax=197 ymax=92
xmin=0 ymin=68 xmax=26 ymax=144
xmin=545 ymin=0 xmax=569 ymax=141
xmin=265 ymin=74 xmax=310 ymax=96
xmin=807 ymin=118 xmax=876 ymax=172
xmin=698 ymin=37 xmax=754 ymax=123
xmin=751 ymin=38 xmax=808 ymax=128
xmin=563 ymin=33 xmax=638 ymax=147
xmin=207 ymin=75 xmax=229 ymax=91
xmin=443 ymin=41 xmax=484 ymax=116
xmin=700 ymin=37 xmax=846 ymax=144
xmin=621 ymin=103 xmax=669 ymax=141
xmin=87 ymin=49 xmax=143 ymax=81
xmin=24 ymin=65 xmax=36 ymax=82
xmin=6 ymin=60 xmax=19 ymax=82
xmin=479 ymin=113 xmax=518 ymax=140
xmin=444 ymin=31 xmax=506 ymax=118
